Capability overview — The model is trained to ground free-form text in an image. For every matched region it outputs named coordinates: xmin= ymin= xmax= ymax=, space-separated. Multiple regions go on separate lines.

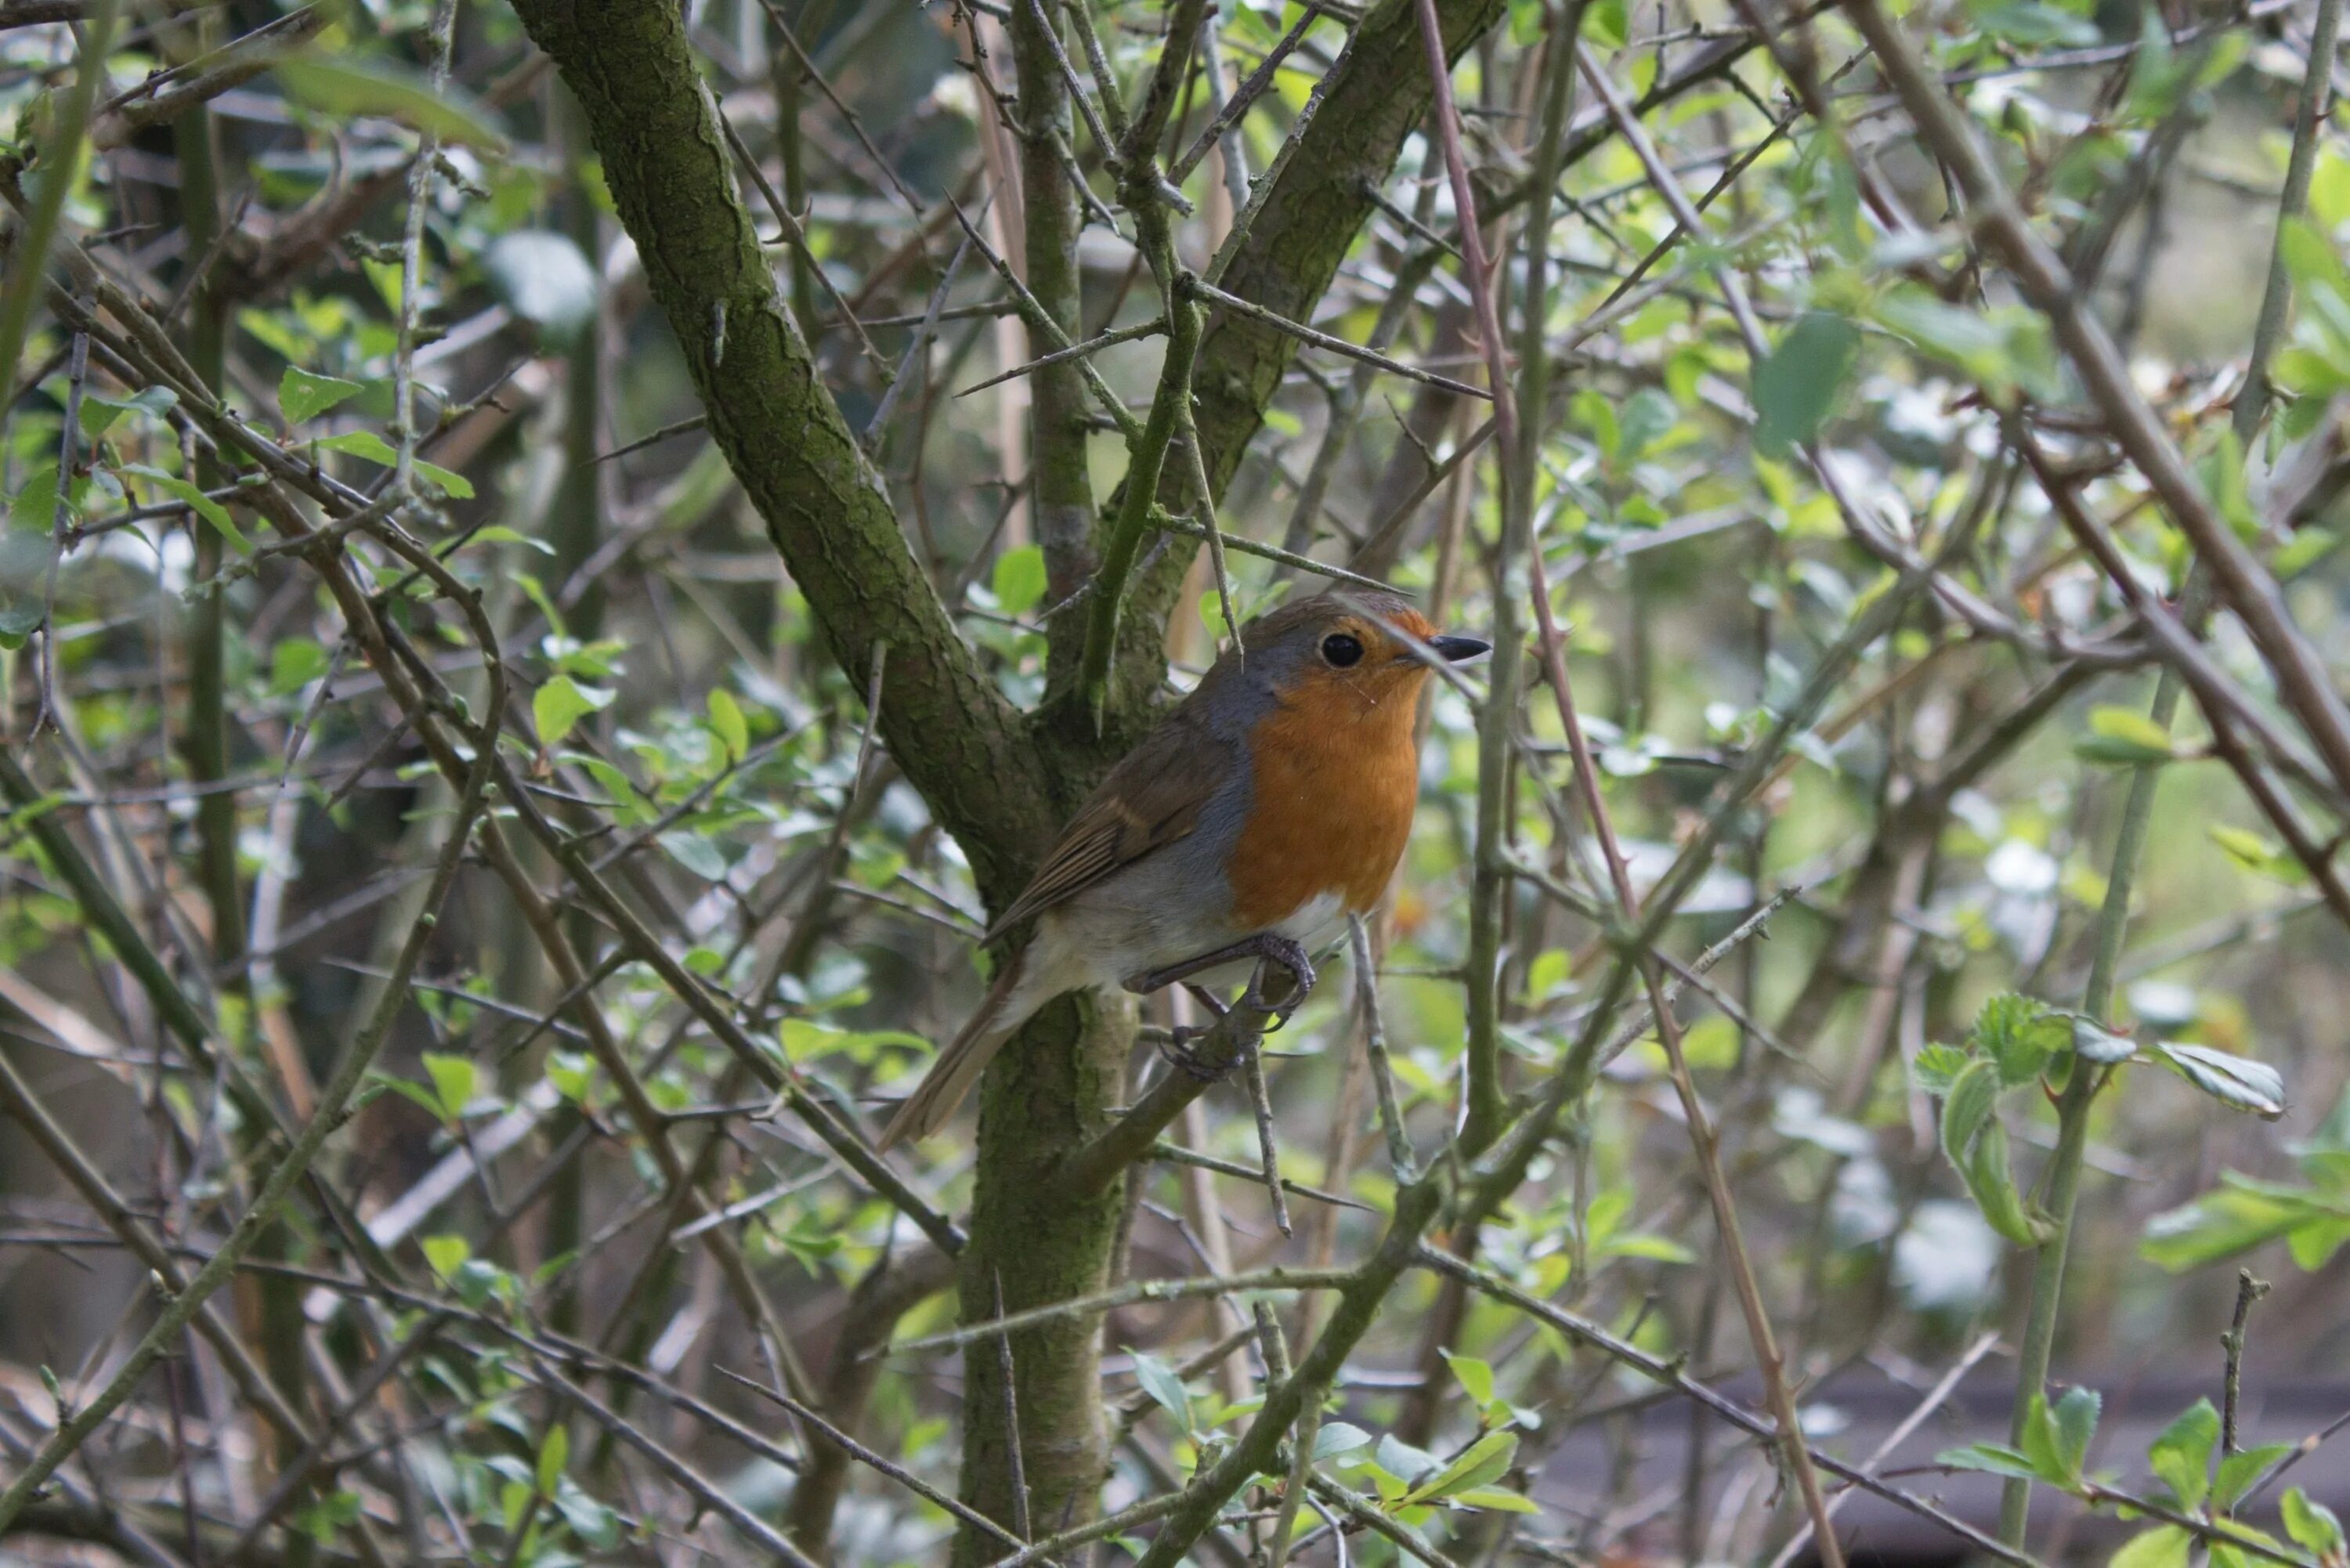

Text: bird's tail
xmin=876 ymin=948 xmax=1036 ymax=1151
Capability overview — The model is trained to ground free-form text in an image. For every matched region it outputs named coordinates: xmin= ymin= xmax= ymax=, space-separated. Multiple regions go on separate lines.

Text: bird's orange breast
xmin=1226 ymin=670 xmax=1427 ymax=930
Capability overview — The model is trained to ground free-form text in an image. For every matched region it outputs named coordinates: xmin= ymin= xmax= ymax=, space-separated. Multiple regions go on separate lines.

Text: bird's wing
xmin=984 ymin=711 xmax=1232 ymax=941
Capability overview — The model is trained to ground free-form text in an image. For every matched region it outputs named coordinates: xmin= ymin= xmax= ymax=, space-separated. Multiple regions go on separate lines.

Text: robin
xmin=877 ymin=587 xmax=1489 ymax=1150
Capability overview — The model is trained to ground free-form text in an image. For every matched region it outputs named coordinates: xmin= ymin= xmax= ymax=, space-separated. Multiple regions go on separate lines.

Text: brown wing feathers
xmin=982 ymin=714 xmax=1228 ymax=941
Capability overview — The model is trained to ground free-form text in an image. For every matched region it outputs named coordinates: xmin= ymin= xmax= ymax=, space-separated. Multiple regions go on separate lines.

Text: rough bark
xmin=505 ymin=0 xmax=1059 ymax=903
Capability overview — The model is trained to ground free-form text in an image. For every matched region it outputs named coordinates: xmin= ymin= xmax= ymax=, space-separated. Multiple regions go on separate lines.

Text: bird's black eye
xmin=1321 ymin=632 xmax=1364 ymax=668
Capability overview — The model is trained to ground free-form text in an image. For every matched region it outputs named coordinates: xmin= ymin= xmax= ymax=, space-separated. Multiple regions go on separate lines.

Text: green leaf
xmin=1970 ymin=992 xmax=2068 ymax=1086
xmin=1398 ymin=1431 xmax=1517 ymax=1507
xmin=536 ymin=1425 xmax=569 ymax=1495
xmin=1968 ymin=1115 xmax=2056 ymax=1244
xmin=2142 ymin=1185 xmax=2317 ymax=1271
xmin=2077 ymin=706 xmax=2179 ymax=766
xmin=2020 ymin=1393 xmax=2070 ymax=1486
xmin=1314 ymin=1422 xmax=1373 ymax=1459
xmin=1130 ymin=1352 xmax=1193 ymax=1436
xmin=119 ymin=464 xmax=252 ymax=555
xmin=278 ymin=366 xmax=363 ymax=426
xmin=421 ymin=1051 xmax=477 ymax=1120
xmin=421 ymin=1233 xmax=470 ymax=1278
xmin=1938 ymin=1442 xmax=2043 ymax=1483
xmin=2152 ymin=1042 xmax=2287 ymax=1118
xmin=707 ymin=688 xmax=749 ymax=763
xmin=1913 ymin=1042 xmax=1971 ymax=1096
xmin=2149 ymin=1398 xmax=2218 ymax=1510
xmin=2053 ymin=1386 xmax=2101 ymax=1480
xmin=268 ymin=637 xmax=330 ymax=697
xmin=1585 ymin=0 xmax=1627 ymax=47
xmin=658 ymin=829 xmax=727 ymax=880
xmin=552 ymin=1483 xmax=620 ymax=1549
xmin=533 ymin=675 xmax=610 ymax=747
xmin=1441 ymin=1350 xmax=1494 ymax=1408
xmin=1752 ymin=311 xmax=1860 ymax=456
xmin=313 ymin=430 xmax=474 ymax=497
xmin=2110 ymin=1526 xmax=2192 ymax=1568
xmin=1940 ymin=1057 xmax=2000 ymax=1162
xmin=2213 ymin=1443 xmax=2292 ymax=1511
xmin=2282 ymin=1488 xmax=2346 ymax=1557
xmin=275 ymin=53 xmax=509 ymax=150
xmin=1452 ymin=1487 xmax=1542 ymax=1513
xmin=992 ymin=544 xmax=1047 ymax=614
xmin=468 ymin=525 xmax=556 ymax=555
xmin=79 ymin=385 xmax=177 ymax=443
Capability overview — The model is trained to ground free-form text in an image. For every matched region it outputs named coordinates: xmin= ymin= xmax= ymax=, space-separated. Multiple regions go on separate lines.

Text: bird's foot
xmin=1156 ymin=1024 xmax=1235 ymax=1082
xmin=1124 ymin=934 xmax=1317 ymax=1031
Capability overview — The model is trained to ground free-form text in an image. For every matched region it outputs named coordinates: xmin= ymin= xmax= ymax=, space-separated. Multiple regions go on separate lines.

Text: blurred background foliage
xmin=3 ymin=0 xmax=2350 ymax=1562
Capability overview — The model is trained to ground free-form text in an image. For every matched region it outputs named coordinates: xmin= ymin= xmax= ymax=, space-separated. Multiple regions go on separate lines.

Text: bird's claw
xmin=1157 ymin=1024 xmax=1233 ymax=1082
xmin=1243 ymin=940 xmax=1315 ymax=1031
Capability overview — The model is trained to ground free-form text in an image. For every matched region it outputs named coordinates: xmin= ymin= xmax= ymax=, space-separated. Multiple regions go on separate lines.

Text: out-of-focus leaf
xmin=992 ymin=544 xmax=1047 ymax=615
xmin=1938 ymin=1442 xmax=2043 ymax=1482
xmin=120 ymin=464 xmax=251 ymax=554
xmin=484 ymin=230 xmax=599 ymax=349
xmin=1752 ymin=311 xmax=1859 ymax=456
xmin=276 ymin=53 xmax=508 ymax=150
xmin=2110 ymin=1526 xmax=2192 ymax=1568
xmin=533 ymin=674 xmax=610 ymax=746
xmin=707 ymin=688 xmax=749 ymax=763
xmin=1130 ymin=1352 xmax=1193 ymax=1436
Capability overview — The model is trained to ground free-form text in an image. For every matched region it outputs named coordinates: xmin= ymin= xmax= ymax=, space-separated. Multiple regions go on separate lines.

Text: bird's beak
xmin=1430 ymin=634 xmax=1491 ymax=663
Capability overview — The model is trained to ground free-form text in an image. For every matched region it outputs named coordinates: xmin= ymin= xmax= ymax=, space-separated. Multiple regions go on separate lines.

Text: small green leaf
xmin=421 ymin=1051 xmax=477 ymax=1120
xmin=1399 ymin=1431 xmax=1517 ymax=1507
xmin=276 ymin=53 xmax=509 ymax=150
xmin=268 ymin=638 xmax=330 ymax=696
xmin=658 ymin=829 xmax=726 ymax=880
xmin=536 ymin=1425 xmax=569 ymax=1495
xmin=1451 ymin=1487 xmax=1542 ymax=1513
xmin=1913 ymin=1042 xmax=1971 ymax=1096
xmin=1940 ymin=1057 xmax=2000 ymax=1162
xmin=2053 ymin=1386 xmax=2101 ymax=1480
xmin=1314 ymin=1422 xmax=1373 ymax=1459
xmin=421 ymin=1233 xmax=471 ymax=1278
xmin=2110 ymin=1526 xmax=2192 ymax=1568
xmin=2213 ymin=1444 xmax=2291 ymax=1511
xmin=1938 ymin=1442 xmax=2044 ymax=1483
xmin=2282 ymin=1488 xmax=2346 ymax=1557
xmin=1752 ymin=311 xmax=1860 ymax=457
xmin=707 ymin=688 xmax=749 ymax=763
xmin=533 ymin=675 xmax=610 ymax=747
xmin=80 ymin=385 xmax=177 ymax=443
xmin=120 ymin=464 xmax=252 ymax=555
xmin=992 ymin=544 xmax=1047 ymax=615
xmin=312 ymin=430 xmax=473 ymax=497
xmin=279 ymin=366 xmax=364 ymax=426
xmin=2149 ymin=1398 xmax=2218 ymax=1510
xmin=1130 ymin=1352 xmax=1193 ymax=1436
xmin=1441 ymin=1350 xmax=1494 ymax=1409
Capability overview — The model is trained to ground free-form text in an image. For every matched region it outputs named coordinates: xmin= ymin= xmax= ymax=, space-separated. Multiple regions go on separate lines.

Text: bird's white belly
xmin=1043 ymin=878 xmax=1350 ymax=999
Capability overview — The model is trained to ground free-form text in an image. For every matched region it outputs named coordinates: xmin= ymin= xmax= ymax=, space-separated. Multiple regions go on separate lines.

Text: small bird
xmin=877 ymin=587 xmax=1489 ymax=1150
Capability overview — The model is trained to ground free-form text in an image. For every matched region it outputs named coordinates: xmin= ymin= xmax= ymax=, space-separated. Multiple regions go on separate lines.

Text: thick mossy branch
xmin=505 ymin=0 xmax=1058 ymax=901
